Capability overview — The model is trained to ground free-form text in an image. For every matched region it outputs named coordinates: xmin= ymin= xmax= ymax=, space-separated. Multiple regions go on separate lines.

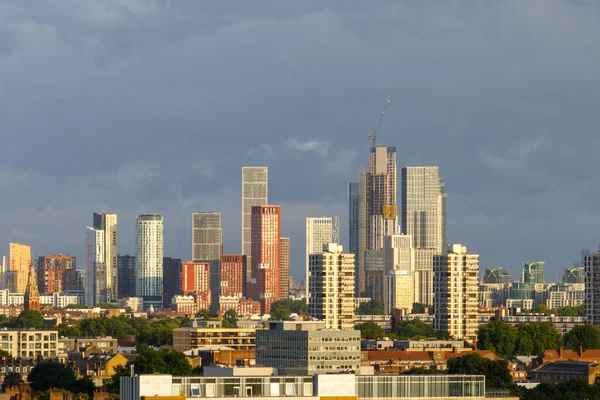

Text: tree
xmin=136 ymin=323 xmax=177 ymax=347
xmin=195 ymin=309 xmax=211 ymax=320
xmin=28 ymin=360 xmax=94 ymax=395
xmin=357 ymin=299 xmax=384 ymax=315
xmin=105 ymin=364 xmax=129 ymax=394
xmin=13 ymin=310 xmax=45 ymax=329
xmin=222 ymin=310 xmax=238 ymax=328
xmin=3 ymin=372 xmax=23 ymax=387
xmin=557 ymin=305 xmax=585 ymax=316
xmin=533 ymin=304 xmax=549 ymax=314
xmin=394 ymin=319 xmax=436 ymax=339
xmin=447 ymin=353 xmax=511 ymax=389
xmin=0 ymin=349 xmax=12 ymax=358
xmin=411 ymin=303 xmax=432 ymax=314
xmin=269 ymin=300 xmax=308 ymax=320
xmin=133 ymin=345 xmax=192 ymax=376
xmin=516 ymin=322 xmax=562 ymax=355
xmin=477 ymin=321 xmax=519 ymax=359
xmin=564 ymin=324 xmax=600 ymax=351
xmin=355 ymin=322 xmax=384 ymax=339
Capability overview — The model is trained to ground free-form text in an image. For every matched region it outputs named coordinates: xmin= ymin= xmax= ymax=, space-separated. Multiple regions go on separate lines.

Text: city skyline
xmin=1 ymin=1 xmax=599 ymax=285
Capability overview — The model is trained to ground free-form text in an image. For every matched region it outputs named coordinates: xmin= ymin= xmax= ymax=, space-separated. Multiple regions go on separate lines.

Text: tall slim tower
xmin=305 ymin=217 xmax=337 ymax=299
xmin=359 ymin=146 xmax=397 ymax=300
xmin=402 ymin=166 xmax=447 ymax=306
xmin=136 ymin=214 xmax=164 ymax=310
xmin=9 ymin=243 xmax=32 ymax=294
xmin=242 ymin=167 xmax=268 ymax=283
xmin=383 ymin=234 xmax=414 ymax=313
xmin=248 ymin=205 xmax=281 ymax=314
xmin=433 ymin=244 xmax=479 ymax=342
xmin=192 ymin=212 xmax=223 ymax=261
xmin=585 ymin=248 xmax=600 ymax=326
xmin=308 ymin=243 xmax=355 ymax=330
xmin=85 ymin=227 xmax=104 ymax=307
xmin=280 ymin=237 xmax=290 ymax=299
xmin=37 ymin=255 xmax=76 ymax=294
xmin=93 ymin=212 xmax=118 ymax=302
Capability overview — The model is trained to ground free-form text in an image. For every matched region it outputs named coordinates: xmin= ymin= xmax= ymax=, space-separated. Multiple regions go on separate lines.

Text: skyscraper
xmin=163 ymin=257 xmax=182 ymax=309
xmin=522 ymin=262 xmax=545 ymax=284
xmin=356 ymin=145 xmax=397 ymax=300
xmin=192 ymin=212 xmax=222 ymax=311
xmin=93 ymin=212 xmax=118 ymax=302
xmin=181 ymin=261 xmax=211 ymax=311
xmin=220 ymin=254 xmax=246 ymax=299
xmin=585 ymin=248 xmax=600 ymax=326
xmin=305 ymin=217 xmax=338 ymax=299
xmin=117 ymin=255 xmax=136 ymax=299
xmin=37 ymin=255 xmax=76 ymax=294
xmin=192 ymin=212 xmax=223 ymax=261
xmin=308 ymin=243 xmax=355 ymax=330
xmin=9 ymin=243 xmax=32 ymax=294
xmin=280 ymin=237 xmax=290 ymax=299
xmin=136 ymin=214 xmax=163 ymax=310
xmin=401 ymin=166 xmax=447 ymax=306
xmin=433 ymin=244 xmax=479 ymax=342
xmin=85 ymin=227 xmax=104 ymax=307
xmin=242 ymin=167 xmax=268 ymax=283
xmin=248 ymin=205 xmax=281 ymax=314
xmin=383 ymin=235 xmax=414 ymax=313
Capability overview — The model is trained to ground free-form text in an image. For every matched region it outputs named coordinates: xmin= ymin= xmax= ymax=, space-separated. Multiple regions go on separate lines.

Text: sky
xmin=1 ymin=0 xmax=599 ymax=284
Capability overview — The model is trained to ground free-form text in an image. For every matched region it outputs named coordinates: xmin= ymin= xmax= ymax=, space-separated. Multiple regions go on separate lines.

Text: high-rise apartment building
xmin=248 ymin=205 xmax=281 ymax=314
xmin=192 ymin=212 xmax=222 ymax=261
xmin=585 ymin=249 xmax=600 ymax=326
xmin=181 ymin=261 xmax=210 ymax=295
xmin=564 ymin=267 xmax=584 ymax=284
xmin=383 ymin=235 xmax=414 ymax=314
xmin=163 ymin=257 xmax=182 ymax=309
xmin=242 ymin=167 xmax=268 ymax=283
xmin=401 ymin=166 xmax=447 ymax=306
xmin=356 ymin=169 xmax=367 ymax=297
xmin=280 ymin=238 xmax=290 ymax=299
xmin=93 ymin=212 xmax=118 ymax=302
xmin=136 ymin=214 xmax=163 ymax=310
xmin=356 ymin=146 xmax=397 ymax=299
xmin=9 ymin=243 xmax=32 ymax=294
xmin=85 ymin=227 xmax=104 ymax=307
xmin=308 ymin=244 xmax=355 ymax=330
xmin=305 ymin=217 xmax=338 ymax=299
xmin=348 ymin=182 xmax=360 ymax=258
xmin=37 ymin=255 xmax=76 ymax=294
xmin=522 ymin=262 xmax=545 ymax=284
xmin=433 ymin=244 xmax=479 ymax=342
xmin=117 ymin=255 xmax=136 ymax=298
xmin=220 ymin=255 xmax=246 ymax=299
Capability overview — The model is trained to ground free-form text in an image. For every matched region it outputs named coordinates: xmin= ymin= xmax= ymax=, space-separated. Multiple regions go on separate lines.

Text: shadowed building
xmin=136 ymin=214 xmax=163 ymax=310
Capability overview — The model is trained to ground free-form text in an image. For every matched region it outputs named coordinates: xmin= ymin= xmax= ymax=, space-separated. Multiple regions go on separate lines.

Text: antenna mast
xmin=367 ymin=98 xmax=391 ymax=148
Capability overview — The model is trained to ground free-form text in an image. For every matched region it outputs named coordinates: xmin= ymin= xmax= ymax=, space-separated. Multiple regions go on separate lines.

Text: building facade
xmin=117 ymin=255 xmax=136 ymax=299
xmin=93 ymin=212 xmax=118 ymax=302
xmin=192 ymin=212 xmax=223 ymax=262
xmin=220 ymin=255 xmax=246 ymax=299
xmin=401 ymin=166 xmax=446 ymax=306
xmin=585 ymin=249 xmax=600 ymax=326
xmin=305 ymin=217 xmax=338 ymax=299
xmin=242 ymin=167 xmax=268 ymax=283
xmin=256 ymin=321 xmax=361 ymax=376
xmin=308 ymin=244 xmax=355 ymax=330
xmin=433 ymin=244 xmax=479 ymax=342
xmin=136 ymin=214 xmax=164 ymax=310
xmin=85 ymin=227 xmax=104 ymax=307
xmin=37 ymin=255 xmax=76 ymax=294
xmin=522 ymin=262 xmax=545 ymax=284
xmin=279 ymin=238 xmax=290 ymax=299
xmin=24 ymin=262 xmax=40 ymax=311
xmin=9 ymin=243 xmax=31 ymax=294
xmin=248 ymin=205 xmax=281 ymax=314
xmin=163 ymin=257 xmax=182 ymax=309
xmin=0 ymin=330 xmax=58 ymax=358
xmin=181 ymin=261 xmax=211 ymax=300
xmin=383 ymin=234 xmax=414 ymax=313
xmin=173 ymin=322 xmax=256 ymax=352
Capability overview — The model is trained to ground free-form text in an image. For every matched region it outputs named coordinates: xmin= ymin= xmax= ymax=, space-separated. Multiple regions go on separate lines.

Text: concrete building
xmin=9 ymin=243 xmax=32 ymax=294
xmin=220 ymin=255 xmax=246 ymax=299
xmin=136 ymin=214 xmax=164 ymax=310
xmin=522 ymin=262 xmax=544 ymax=284
xmin=248 ymin=205 xmax=281 ymax=314
xmin=401 ymin=166 xmax=447 ymax=306
xmin=279 ymin=238 xmax=290 ymax=299
xmin=305 ymin=217 xmax=338 ymax=299
xmin=546 ymin=283 xmax=585 ymax=309
xmin=242 ymin=167 xmax=268 ymax=283
xmin=433 ymin=244 xmax=479 ymax=342
xmin=308 ymin=244 xmax=355 ymax=330
xmin=0 ymin=329 xmax=59 ymax=358
xmin=192 ymin=212 xmax=223 ymax=262
xmin=93 ymin=212 xmax=119 ymax=302
xmin=36 ymin=255 xmax=76 ymax=294
xmin=163 ymin=257 xmax=182 ymax=309
xmin=173 ymin=321 xmax=255 ymax=352
xmin=181 ymin=261 xmax=211 ymax=311
xmin=483 ymin=268 xmax=513 ymax=285
xmin=564 ymin=267 xmax=585 ymax=284
xmin=383 ymin=234 xmax=414 ymax=313
xmin=85 ymin=227 xmax=104 ymax=307
xmin=117 ymin=255 xmax=136 ymax=299
xmin=348 ymin=182 xmax=360 ymax=294
xmin=256 ymin=321 xmax=361 ymax=376
xmin=585 ymin=249 xmax=600 ymax=326
xmin=119 ymin=373 xmax=487 ymax=400
xmin=39 ymin=292 xmax=80 ymax=308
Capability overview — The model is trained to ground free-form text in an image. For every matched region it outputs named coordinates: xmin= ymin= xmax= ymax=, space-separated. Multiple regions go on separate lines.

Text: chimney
xmin=578 ymin=346 xmax=583 ymax=357
xmin=558 ymin=347 xmax=563 ymax=358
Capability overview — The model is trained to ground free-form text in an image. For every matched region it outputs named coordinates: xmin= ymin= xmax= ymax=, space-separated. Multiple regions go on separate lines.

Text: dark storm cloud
xmin=1 ymin=0 xmax=599 ymax=280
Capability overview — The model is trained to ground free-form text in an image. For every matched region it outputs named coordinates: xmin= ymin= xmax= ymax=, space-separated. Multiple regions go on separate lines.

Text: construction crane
xmin=367 ymin=98 xmax=391 ymax=148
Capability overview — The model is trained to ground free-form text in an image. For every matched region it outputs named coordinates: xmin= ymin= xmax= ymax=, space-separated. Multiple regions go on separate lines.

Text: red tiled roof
xmin=445 ymin=350 xmax=500 ymax=361
xmin=363 ymin=350 xmax=433 ymax=362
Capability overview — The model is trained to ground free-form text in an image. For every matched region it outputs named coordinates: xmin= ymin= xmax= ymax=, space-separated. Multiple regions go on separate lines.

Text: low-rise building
xmin=256 ymin=321 xmax=361 ymax=376
xmin=173 ymin=320 xmax=255 ymax=352
xmin=58 ymin=337 xmax=118 ymax=354
xmin=531 ymin=360 xmax=600 ymax=385
xmin=354 ymin=314 xmax=392 ymax=330
xmin=499 ymin=314 xmax=585 ymax=335
xmin=0 ymin=330 xmax=59 ymax=358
